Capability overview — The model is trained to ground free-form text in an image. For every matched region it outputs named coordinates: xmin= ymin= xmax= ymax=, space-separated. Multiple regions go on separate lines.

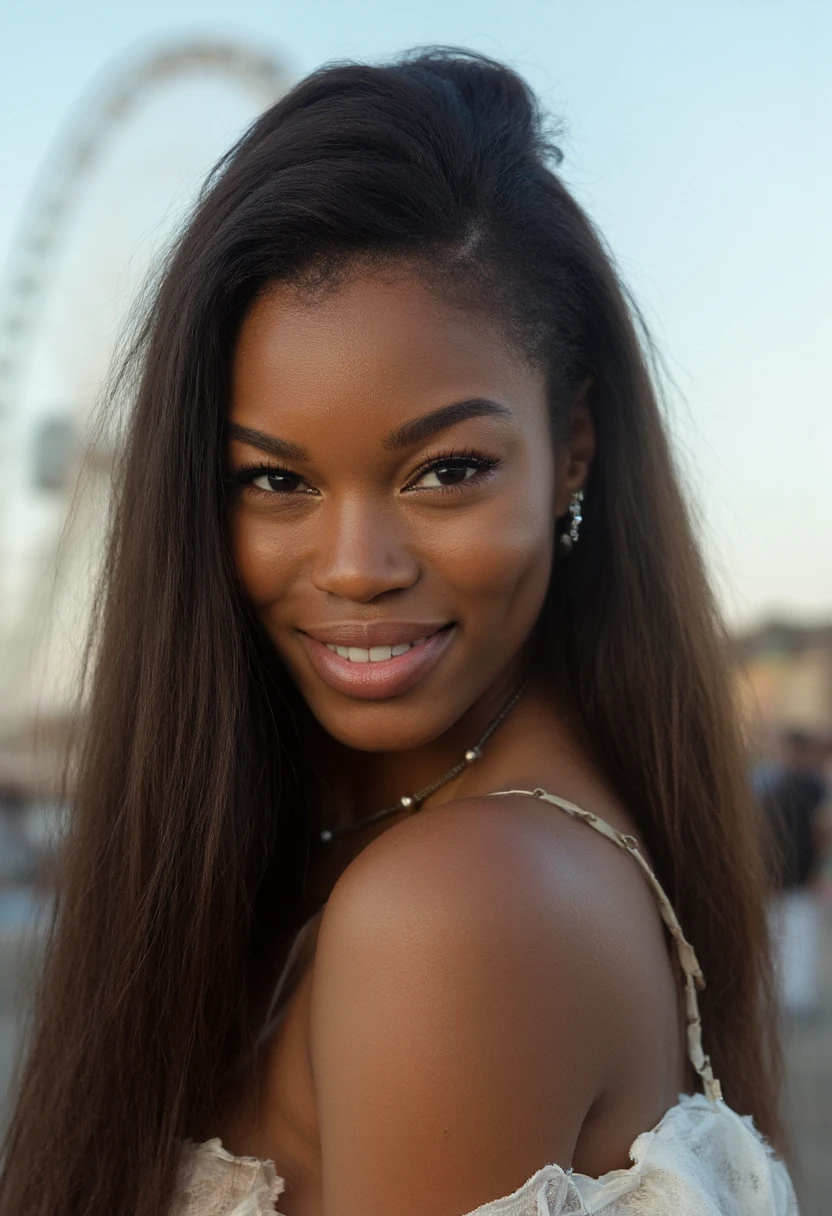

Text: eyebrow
xmin=225 ymin=398 xmax=512 ymax=463
xmin=382 ymin=398 xmax=512 ymax=450
xmin=225 ymin=423 xmax=311 ymax=463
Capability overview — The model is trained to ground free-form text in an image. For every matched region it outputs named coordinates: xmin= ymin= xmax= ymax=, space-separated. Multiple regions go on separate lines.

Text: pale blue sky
xmin=1 ymin=0 xmax=830 ymax=628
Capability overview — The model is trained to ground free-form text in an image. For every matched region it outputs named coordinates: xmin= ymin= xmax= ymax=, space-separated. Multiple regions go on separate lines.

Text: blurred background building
xmin=0 ymin=2 xmax=830 ymax=1211
xmin=737 ymin=621 xmax=832 ymax=739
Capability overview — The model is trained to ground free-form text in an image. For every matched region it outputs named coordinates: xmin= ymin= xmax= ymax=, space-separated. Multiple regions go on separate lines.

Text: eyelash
xmin=404 ymin=448 xmax=499 ymax=493
xmin=229 ymin=448 xmax=499 ymax=499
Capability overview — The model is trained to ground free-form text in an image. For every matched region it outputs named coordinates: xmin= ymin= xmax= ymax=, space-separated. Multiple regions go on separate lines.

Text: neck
xmin=304 ymin=658 xmax=529 ymax=834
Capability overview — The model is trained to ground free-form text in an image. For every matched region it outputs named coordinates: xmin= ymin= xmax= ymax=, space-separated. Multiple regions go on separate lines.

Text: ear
xmin=554 ymin=377 xmax=595 ymax=517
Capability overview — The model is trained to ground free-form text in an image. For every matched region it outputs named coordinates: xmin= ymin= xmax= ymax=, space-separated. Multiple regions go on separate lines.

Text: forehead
xmin=230 ymin=272 xmax=546 ymax=431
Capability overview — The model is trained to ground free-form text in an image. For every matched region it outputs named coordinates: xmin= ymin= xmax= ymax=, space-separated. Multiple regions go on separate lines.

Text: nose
xmin=310 ymin=497 xmax=420 ymax=603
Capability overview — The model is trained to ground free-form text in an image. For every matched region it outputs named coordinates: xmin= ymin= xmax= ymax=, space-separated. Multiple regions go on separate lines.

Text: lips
xmin=297 ymin=623 xmax=456 ymax=700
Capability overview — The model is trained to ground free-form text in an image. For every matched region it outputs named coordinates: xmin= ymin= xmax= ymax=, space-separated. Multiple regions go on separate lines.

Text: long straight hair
xmin=1 ymin=49 xmax=782 ymax=1216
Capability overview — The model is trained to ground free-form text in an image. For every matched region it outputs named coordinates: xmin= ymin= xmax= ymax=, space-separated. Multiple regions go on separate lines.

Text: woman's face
xmin=228 ymin=270 xmax=581 ymax=752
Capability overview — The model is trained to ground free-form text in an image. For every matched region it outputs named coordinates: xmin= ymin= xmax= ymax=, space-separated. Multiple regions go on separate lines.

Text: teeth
xmin=324 ymin=638 xmax=427 ymax=662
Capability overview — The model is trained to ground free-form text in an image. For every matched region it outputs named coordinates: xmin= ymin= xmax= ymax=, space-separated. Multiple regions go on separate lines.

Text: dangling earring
xmin=558 ymin=490 xmax=584 ymax=553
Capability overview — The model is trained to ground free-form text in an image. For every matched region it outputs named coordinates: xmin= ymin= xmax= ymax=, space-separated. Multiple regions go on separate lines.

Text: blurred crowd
xmin=755 ymin=731 xmax=832 ymax=1018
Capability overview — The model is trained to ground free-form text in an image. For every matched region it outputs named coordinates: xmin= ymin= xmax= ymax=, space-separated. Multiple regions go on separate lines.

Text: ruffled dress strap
xmin=487 ymin=788 xmax=723 ymax=1104
xmin=174 ymin=1138 xmax=284 ymax=1216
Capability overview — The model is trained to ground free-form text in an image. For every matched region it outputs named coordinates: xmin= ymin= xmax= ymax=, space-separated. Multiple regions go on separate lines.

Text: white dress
xmin=174 ymin=789 xmax=799 ymax=1216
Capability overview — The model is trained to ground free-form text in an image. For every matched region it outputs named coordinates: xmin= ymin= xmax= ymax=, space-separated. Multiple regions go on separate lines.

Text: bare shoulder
xmin=318 ymin=790 xmax=653 ymax=977
xmin=308 ymin=793 xmax=658 ymax=1216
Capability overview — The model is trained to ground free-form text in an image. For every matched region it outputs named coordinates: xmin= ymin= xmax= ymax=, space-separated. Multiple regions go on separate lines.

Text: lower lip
xmin=299 ymin=626 xmax=456 ymax=700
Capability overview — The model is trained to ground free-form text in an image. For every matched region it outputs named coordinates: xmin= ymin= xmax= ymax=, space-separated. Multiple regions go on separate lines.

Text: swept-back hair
xmin=1 ymin=49 xmax=782 ymax=1216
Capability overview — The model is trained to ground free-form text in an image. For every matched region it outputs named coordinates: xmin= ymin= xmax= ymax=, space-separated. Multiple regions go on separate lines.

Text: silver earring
xmin=559 ymin=490 xmax=584 ymax=553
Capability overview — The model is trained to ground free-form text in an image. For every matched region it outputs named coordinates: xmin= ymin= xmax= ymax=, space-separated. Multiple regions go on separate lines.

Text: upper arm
xmin=308 ymin=800 xmax=616 ymax=1216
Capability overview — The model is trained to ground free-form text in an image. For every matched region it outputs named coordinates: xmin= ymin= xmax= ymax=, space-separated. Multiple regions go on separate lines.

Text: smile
xmin=324 ymin=637 xmax=428 ymax=663
xmin=298 ymin=624 xmax=455 ymax=700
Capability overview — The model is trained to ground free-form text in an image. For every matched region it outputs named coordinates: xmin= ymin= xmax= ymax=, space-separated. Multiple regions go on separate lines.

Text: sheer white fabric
xmin=173 ymin=790 xmax=799 ymax=1215
xmin=175 ymin=1095 xmax=797 ymax=1215
xmin=464 ymin=1094 xmax=797 ymax=1215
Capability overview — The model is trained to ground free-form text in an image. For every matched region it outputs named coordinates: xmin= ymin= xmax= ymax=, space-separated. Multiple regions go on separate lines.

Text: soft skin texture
xmin=223 ymin=270 xmax=686 ymax=1216
xmin=309 ymin=797 xmax=685 ymax=1216
xmin=222 ymin=790 xmax=686 ymax=1216
xmin=228 ymin=272 xmax=589 ymax=766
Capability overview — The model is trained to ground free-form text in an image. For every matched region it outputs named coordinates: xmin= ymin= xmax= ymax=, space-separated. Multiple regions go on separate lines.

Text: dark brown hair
xmin=0 ymin=49 xmax=782 ymax=1216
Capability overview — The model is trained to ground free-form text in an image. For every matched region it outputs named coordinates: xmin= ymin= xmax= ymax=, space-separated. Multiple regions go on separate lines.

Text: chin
xmin=302 ymin=690 xmax=459 ymax=754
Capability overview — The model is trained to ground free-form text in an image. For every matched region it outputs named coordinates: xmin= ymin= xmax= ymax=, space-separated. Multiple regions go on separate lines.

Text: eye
xmin=228 ymin=464 xmax=318 ymax=496
xmin=407 ymin=454 xmax=497 ymax=491
xmin=250 ymin=469 xmax=307 ymax=493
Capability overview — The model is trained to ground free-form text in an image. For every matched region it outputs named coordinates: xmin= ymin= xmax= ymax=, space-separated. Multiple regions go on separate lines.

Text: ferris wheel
xmin=0 ymin=39 xmax=289 ymax=788
xmin=0 ymin=39 xmax=287 ymax=475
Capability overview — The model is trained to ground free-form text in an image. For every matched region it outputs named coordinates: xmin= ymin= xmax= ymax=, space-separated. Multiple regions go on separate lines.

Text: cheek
xmin=429 ymin=489 xmax=555 ymax=617
xmin=231 ymin=510 xmax=299 ymax=609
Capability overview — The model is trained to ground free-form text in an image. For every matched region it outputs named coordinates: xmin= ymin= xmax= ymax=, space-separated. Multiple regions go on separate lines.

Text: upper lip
xmin=300 ymin=621 xmax=450 ymax=648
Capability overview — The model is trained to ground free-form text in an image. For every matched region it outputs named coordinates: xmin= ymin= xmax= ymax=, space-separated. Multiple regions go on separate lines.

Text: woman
xmin=0 ymin=50 xmax=797 ymax=1216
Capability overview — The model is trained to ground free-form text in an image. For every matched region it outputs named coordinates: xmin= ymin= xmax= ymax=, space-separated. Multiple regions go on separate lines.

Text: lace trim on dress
xmin=174 ymin=1095 xmax=798 ymax=1216
xmin=174 ymin=1138 xmax=284 ymax=1216
xmin=462 ymin=1093 xmax=798 ymax=1215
